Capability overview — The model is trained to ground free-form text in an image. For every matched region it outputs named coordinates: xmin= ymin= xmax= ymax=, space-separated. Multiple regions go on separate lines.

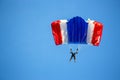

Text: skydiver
xmin=69 ymin=48 xmax=78 ymax=62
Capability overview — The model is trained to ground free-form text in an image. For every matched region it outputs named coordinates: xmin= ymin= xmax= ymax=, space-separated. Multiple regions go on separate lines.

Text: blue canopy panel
xmin=67 ymin=16 xmax=88 ymax=44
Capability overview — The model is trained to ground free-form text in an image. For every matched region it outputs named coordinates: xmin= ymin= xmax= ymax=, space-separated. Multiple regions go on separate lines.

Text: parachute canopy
xmin=51 ymin=16 xmax=103 ymax=46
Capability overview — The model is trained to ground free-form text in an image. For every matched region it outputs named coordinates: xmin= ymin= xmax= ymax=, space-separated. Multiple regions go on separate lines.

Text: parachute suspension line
xmin=77 ymin=44 xmax=81 ymax=51
xmin=68 ymin=44 xmax=80 ymax=52
xmin=68 ymin=44 xmax=72 ymax=49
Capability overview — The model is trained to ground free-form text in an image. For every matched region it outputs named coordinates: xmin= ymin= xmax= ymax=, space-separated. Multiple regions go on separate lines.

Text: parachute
xmin=51 ymin=16 xmax=103 ymax=46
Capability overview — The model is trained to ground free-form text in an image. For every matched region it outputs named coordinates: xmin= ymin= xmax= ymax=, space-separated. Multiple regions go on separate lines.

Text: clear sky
xmin=0 ymin=0 xmax=120 ymax=80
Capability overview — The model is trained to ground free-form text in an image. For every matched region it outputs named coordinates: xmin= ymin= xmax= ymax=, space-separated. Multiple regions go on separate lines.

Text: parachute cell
xmin=67 ymin=16 xmax=88 ymax=44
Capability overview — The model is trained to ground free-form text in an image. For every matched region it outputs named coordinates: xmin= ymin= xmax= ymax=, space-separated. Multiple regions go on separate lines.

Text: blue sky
xmin=0 ymin=0 xmax=120 ymax=80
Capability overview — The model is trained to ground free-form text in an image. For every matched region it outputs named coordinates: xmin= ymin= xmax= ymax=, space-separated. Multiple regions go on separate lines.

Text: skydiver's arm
xmin=75 ymin=48 xmax=79 ymax=54
xmin=76 ymin=48 xmax=78 ymax=51
xmin=75 ymin=52 xmax=78 ymax=54
xmin=70 ymin=48 xmax=73 ymax=54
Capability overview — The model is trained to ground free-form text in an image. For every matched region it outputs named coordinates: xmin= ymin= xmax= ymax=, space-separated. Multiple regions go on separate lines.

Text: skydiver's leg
xmin=73 ymin=55 xmax=76 ymax=62
xmin=69 ymin=56 xmax=73 ymax=62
